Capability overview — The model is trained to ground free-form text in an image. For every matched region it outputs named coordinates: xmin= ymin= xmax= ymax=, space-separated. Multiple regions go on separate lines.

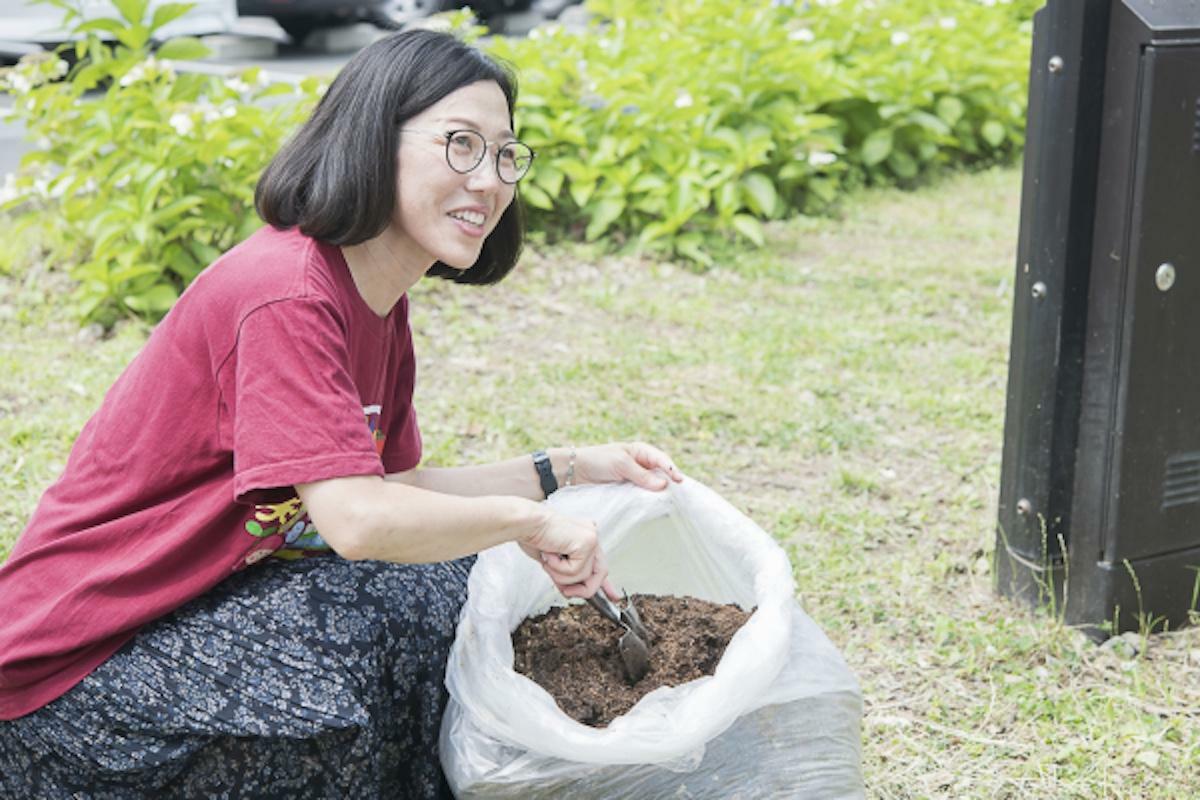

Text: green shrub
xmin=0 ymin=0 xmax=322 ymax=325
xmin=491 ymin=0 xmax=1034 ymax=264
xmin=2 ymin=0 xmax=1035 ymax=323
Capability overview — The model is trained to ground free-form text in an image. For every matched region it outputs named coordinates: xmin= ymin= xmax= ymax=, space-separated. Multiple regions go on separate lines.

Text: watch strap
xmin=531 ymin=450 xmax=557 ymax=499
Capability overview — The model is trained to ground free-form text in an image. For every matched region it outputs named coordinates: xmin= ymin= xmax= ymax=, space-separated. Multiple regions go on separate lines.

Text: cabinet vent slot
xmin=1193 ymin=96 xmax=1200 ymax=154
xmin=1163 ymin=451 xmax=1200 ymax=509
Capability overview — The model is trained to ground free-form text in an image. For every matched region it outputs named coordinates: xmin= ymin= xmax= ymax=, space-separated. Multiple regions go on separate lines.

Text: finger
xmin=552 ymin=547 xmax=610 ymax=598
xmin=542 ymin=563 xmax=588 ymax=597
xmin=626 ymin=462 xmax=670 ymax=491
xmin=577 ymin=569 xmax=607 ymax=599
xmin=588 ymin=550 xmax=613 ymax=599
xmin=628 ymin=441 xmax=663 ymax=467
xmin=539 ymin=557 xmax=577 ymax=583
xmin=650 ymin=454 xmax=683 ymax=482
xmin=558 ymin=580 xmax=593 ymax=599
xmin=663 ymin=459 xmax=684 ymax=482
xmin=540 ymin=551 xmax=593 ymax=584
xmin=628 ymin=443 xmax=683 ymax=486
xmin=551 ymin=573 xmax=601 ymax=600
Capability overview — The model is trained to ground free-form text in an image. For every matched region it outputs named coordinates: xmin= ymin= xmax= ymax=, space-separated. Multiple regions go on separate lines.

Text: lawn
xmin=2 ymin=165 xmax=1198 ymax=797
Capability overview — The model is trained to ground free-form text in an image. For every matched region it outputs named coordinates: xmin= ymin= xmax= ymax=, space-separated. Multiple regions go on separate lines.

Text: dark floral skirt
xmin=0 ymin=554 xmax=476 ymax=799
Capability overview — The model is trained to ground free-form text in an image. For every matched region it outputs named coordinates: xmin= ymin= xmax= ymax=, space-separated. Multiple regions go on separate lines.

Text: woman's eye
xmin=449 ymin=133 xmax=476 ymax=151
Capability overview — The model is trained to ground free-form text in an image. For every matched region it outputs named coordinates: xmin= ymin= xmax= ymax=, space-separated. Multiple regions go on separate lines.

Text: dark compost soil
xmin=511 ymin=594 xmax=753 ymax=727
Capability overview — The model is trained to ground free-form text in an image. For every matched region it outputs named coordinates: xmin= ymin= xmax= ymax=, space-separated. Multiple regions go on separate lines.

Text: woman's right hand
xmin=519 ymin=510 xmax=616 ymax=599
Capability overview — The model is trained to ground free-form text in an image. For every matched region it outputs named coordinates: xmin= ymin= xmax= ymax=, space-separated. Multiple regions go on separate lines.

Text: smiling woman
xmin=0 ymin=28 xmax=682 ymax=800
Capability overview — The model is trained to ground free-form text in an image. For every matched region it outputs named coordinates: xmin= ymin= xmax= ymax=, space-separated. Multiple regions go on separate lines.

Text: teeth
xmin=449 ymin=210 xmax=485 ymax=226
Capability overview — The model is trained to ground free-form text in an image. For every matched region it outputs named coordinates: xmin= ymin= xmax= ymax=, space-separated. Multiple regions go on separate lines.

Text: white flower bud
xmin=0 ymin=173 xmax=21 ymax=205
xmin=169 ymin=112 xmax=194 ymax=136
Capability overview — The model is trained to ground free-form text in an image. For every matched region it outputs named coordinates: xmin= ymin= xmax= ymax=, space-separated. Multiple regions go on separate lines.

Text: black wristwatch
xmin=531 ymin=450 xmax=557 ymax=499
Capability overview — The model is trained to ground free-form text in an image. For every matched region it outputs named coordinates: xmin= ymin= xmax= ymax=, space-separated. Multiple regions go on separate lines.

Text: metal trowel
xmin=587 ymin=590 xmax=652 ymax=683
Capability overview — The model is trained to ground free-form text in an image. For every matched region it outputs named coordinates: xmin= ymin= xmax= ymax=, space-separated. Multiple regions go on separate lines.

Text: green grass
xmin=3 ymin=166 xmax=1199 ymax=796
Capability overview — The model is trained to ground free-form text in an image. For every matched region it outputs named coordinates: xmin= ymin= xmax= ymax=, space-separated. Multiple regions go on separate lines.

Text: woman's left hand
xmin=573 ymin=442 xmax=684 ymax=491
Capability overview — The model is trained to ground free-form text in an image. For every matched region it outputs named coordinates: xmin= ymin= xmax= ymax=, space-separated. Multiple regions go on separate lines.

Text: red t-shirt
xmin=0 ymin=226 xmax=421 ymax=719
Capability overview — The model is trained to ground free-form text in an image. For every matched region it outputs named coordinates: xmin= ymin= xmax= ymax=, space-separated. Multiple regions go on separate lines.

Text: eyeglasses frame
xmin=399 ymin=127 xmax=536 ymax=185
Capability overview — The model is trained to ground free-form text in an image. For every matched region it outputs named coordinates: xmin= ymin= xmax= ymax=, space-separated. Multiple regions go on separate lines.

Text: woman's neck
xmin=341 ymin=233 xmax=431 ymax=318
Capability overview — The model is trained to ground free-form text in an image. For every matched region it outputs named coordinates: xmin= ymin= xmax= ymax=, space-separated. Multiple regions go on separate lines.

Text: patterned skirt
xmin=0 ymin=554 xmax=476 ymax=799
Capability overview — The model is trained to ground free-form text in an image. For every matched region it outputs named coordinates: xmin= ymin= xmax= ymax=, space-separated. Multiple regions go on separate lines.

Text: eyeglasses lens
xmin=445 ymin=132 xmax=481 ymax=171
xmin=498 ymin=143 xmax=534 ymax=183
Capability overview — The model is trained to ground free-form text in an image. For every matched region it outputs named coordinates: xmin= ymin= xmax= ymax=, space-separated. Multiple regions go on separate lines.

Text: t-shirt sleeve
xmin=380 ymin=402 xmax=421 ymax=474
xmin=380 ymin=314 xmax=422 ymax=474
xmin=226 ymin=298 xmax=385 ymax=505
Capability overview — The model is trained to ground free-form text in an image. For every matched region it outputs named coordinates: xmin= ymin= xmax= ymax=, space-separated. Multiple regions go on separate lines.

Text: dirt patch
xmin=512 ymin=594 xmax=752 ymax=727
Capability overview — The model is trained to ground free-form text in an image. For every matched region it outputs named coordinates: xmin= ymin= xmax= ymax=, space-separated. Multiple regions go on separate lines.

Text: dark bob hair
xmin=255 ymin=29 xmax=524 ymax=285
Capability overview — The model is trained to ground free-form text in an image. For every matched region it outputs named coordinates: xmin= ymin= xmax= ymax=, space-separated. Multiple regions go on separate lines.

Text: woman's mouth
xmin=448 ymin=209 xmax=487 ymax=232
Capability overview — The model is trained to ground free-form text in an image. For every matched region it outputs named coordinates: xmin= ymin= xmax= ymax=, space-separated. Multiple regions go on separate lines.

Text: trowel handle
xmin=586 ymin=592 xmax=624 ymax=627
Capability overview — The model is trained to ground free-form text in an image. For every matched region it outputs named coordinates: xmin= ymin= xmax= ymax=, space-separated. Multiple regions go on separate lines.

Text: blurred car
xmin=235 ymin=0 xmax=398 ymax=42
xmin=234 ymin=0 xmax=538 ymax=43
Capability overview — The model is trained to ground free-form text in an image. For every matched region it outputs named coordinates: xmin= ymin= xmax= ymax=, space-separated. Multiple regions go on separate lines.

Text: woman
xmin=0 ymin=29 xmax=681 ymax=798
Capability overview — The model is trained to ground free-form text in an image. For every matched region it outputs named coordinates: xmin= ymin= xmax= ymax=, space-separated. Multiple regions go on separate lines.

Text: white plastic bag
xmin=440 ymin=478 xmax=864 ymax=799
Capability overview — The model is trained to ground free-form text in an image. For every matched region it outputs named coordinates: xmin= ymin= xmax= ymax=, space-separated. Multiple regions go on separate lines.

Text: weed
xmin=1189 ymin=567 xmax=1200 ymax=627
xmin=1122 ymin=558 xmax=1170 ymax=645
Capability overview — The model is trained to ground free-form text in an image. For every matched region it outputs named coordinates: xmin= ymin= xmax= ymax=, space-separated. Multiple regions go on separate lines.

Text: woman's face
xmin=391 ymin=80 xmax=518 ymax=271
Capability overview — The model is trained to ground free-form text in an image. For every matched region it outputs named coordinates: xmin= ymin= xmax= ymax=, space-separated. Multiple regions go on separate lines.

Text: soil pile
xmin=512 ymin=594 xmax=752 ymax=727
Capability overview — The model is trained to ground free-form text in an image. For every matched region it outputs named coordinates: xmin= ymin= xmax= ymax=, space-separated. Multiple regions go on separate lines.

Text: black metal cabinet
xmin=997 ymin=0 xmax=1200 ymax=636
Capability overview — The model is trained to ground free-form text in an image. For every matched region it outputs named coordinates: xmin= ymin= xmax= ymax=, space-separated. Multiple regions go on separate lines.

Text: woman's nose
xmin=465 ymin=158 xmax=504 ymax=192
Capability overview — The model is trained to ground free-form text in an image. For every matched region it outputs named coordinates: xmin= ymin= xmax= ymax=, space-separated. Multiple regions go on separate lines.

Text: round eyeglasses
xmin=401 ymin=128 xmax=535 ymax=184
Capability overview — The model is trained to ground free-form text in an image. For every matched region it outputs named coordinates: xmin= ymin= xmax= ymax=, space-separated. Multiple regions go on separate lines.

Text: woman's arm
xmin=385 ymin=443 xmax=683 ymax=499
xmin=298 ymin=442 xmax=681 ymax=599
xmin=295 ymin=475 xmax=608 ymax=598
xmin=385 ymin=448 xmax=569 ymax=499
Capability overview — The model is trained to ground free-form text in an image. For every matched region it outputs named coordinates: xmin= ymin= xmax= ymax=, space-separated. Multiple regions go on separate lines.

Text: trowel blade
xmin=621 ymin=598 xmax=652 ymax=644
xmin=618 ymin=630 xmax=650 ymax=684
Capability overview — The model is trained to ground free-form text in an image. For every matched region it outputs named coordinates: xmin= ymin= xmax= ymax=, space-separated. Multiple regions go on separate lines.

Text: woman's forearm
xmin=387 ymin=448 xmax=574 ymax=500
xmin=297 ymin=441 xmax=682 ymax=595
xmin=298 ymin=475 xmax=551 ymax=563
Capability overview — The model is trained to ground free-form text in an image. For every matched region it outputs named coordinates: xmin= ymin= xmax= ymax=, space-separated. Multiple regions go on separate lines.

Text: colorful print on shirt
xmin=242 ymin=497 xmax=327 ymax=566
xmin=364 ymin=404 xmax=385 ymax=455
xmin=240 ymin=404 xmax=386 ymax=566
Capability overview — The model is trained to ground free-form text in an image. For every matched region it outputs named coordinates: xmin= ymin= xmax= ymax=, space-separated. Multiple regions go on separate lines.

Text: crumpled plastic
xmin=440 ymin=478 xmax=864 ymax=799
